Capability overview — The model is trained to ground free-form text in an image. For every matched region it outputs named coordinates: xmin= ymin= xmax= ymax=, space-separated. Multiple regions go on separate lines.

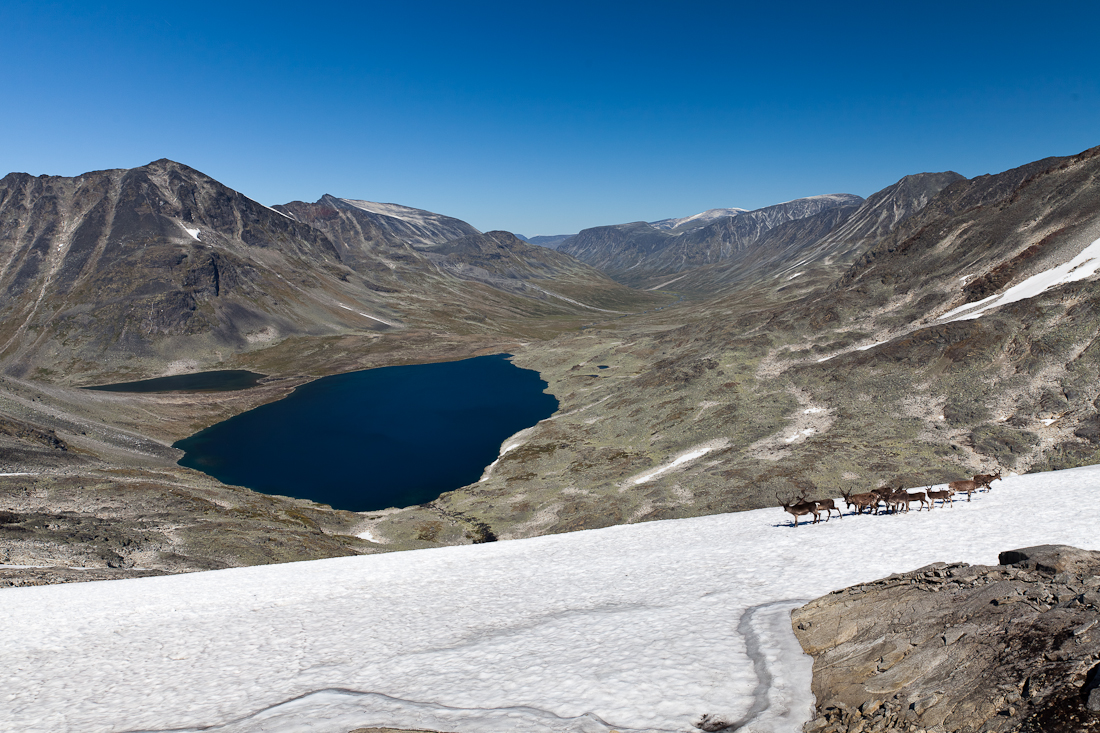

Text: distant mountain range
xmin=556 ymin=193 xmax=867 ymax=287
xmin=0 ymin=161 xmax=660 ymax=382
xmin=516 ymin=234 xmax=573 ymax=249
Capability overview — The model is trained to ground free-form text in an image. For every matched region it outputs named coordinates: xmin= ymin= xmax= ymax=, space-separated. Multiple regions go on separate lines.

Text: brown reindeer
xmin=865 ymin=486 xmax=891 ymax=514
xmin=974 ymin=470 xmax=1002 ymax=491
xmin=813 ymin=497 xmax=842 ymax=521
xmin=841 ymin=489 xmax=878 ymax=515
xmin=777 ymin=491 xmax=821 ymax=527
xmin=927 ymin=485 xmax=955 ymax=508
xmin=949 ymin=479 xmax=979 ymax=502
xmin=897 ymin=488 xmax=930 ymax=512
xmin=875 ymin=485 xmax=909 ymax=514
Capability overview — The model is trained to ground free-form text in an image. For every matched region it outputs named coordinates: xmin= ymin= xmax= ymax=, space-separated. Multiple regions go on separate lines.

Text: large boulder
xmin=793 ymin=546 xmax=1100 ymax=732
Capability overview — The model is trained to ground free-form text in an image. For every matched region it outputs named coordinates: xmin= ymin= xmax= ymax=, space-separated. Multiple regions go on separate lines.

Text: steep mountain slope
xmin=0 ymin=159 xmax=387 ymax=382
xmin=558 ymin=194 xmax=863 ymax=286
xmin=655 ymin=171 xmax=963 ymax=295
xmin=372 ymin=146 xmax=1100 ymax=546
xmin=649 ymin=206 xmax=748 ymax=231
xmin=0 ymin=162 xmax=664 ymax=383
xmin=278 ymin=196 xmax=666 ymax=315
xmin=283 ymin=196 xmax=480 ymax=247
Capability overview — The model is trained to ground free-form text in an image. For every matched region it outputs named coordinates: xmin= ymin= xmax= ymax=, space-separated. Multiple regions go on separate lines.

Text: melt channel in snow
xmin=5 ymin=466 xmax=1100 ymax=733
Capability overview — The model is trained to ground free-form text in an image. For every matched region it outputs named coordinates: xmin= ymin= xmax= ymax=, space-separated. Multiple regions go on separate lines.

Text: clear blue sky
xmin=4 ymin=1 xmax=1098 ymax=236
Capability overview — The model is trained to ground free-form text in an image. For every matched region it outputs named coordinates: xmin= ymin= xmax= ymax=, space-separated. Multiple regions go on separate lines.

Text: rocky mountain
xmin=277 ymin=195 xmax=664 ymax=315
xmin=280 ymin=196 xmax=480 ymax=247
xmin=656 ymin=171 xmax=964 ymax=295
xmin=518 ymin=234 xmax=573 ymax=249
xmin=0 ymin=159 xmax=371 ymax=382
xmin=0 ymin=161 xmax=663 ymax=383
xmin=794 ymin=544 xmax=1100 ymax=733
xmin=372 ymin=145 xmax=1100 ymax=547
xmin=649 ymin=206 xmax=748 ymax=232
xmin=558 ymin=193 xmax=864 ymax=287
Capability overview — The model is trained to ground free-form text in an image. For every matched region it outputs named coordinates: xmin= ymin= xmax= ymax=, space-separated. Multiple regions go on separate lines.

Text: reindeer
xmin=949 ymin=479 xmax=979 ymax=502
xmin=813 ymin=497 xmax=842 ymax=522
xmin=974 ymin=470 xmax=1002 ymax=492
xmin=896 ymin=487 xmax=930 ymax=512
xmin=873 ymin=485 xmax=906 ymax=514
xmin=927 ymin=485 xmax=955 ymax=508
xmin=841 ymin=489 xmax=878 ymax=515
xmin=776 ymin=491 xmax=821 ymax=527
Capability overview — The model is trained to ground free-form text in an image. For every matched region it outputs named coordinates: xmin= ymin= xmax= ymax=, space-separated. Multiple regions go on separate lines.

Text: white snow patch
xmin=783 ymin=428 xmax=816 ymax=444
xmin=0 ymin=472 xmax=34 ymax=477
xmin=181 ymin=225 xmax=201 ymax=241
xmin=786 ymin=272 xmax=804 ymax=281
xmin=940 ymin=235 xmax=1100 ymax=322
xmin=5 ymin=467 xmax=1100 ymax=733
xmin=628 ymin=438 xmax=729 ymax=486
xmin=337 ymin=304 xmax=396 ymax=327
xmin=264 ymin=204 xmax=293 ymax=219
xmin=647 ymin=274 xmax=689 ymax=290
xmin=478 ymin=426 xmax=541 ymax=482
xmin=803 ymin=408 xmax=823 ymax=415
xmin=1041 ymin=418 xmax=1057 ymax=426
xmin=528 ymin=286 xmax=625 ymax=313
xmin=340 ymin=199 xmax=440 ymax=226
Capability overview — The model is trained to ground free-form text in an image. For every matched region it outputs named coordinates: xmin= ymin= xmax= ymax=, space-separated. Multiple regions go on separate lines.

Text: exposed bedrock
xmin=793 ymin=545 xmax=1100 ymax=733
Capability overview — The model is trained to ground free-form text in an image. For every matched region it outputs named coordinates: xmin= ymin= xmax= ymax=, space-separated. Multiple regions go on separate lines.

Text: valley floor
xmin=4 ymin=466 xmax=1100 ymax=732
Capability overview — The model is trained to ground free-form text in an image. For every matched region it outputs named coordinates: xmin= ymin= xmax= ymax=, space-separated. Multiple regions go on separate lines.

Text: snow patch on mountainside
xmin=939 ymin=235 xmax=1100 ymax=322
xmin=626 ymin=438 xmax=730 ymax=486
xmin=6 ymin=467 xmax=1100 ymax=733
xmin=340 ymin=199 xmax=450 ymax=227
xmin=650 ymin=207 xmax=748 ymax=231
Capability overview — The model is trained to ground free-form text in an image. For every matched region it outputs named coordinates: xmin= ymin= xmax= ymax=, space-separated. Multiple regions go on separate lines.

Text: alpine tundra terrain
xmin=2 ymin=146 xmax=1100 ymax=582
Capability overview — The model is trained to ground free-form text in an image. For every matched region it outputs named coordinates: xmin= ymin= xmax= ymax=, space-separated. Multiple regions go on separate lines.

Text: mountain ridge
xmin=558 ymin=193 xmax=864 ymax=287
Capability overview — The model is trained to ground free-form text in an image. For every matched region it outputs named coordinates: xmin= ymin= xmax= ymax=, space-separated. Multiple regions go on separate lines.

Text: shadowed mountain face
xmin=655 ymin=171 xmax=965 ymax=295
xmin=558 ymin=194 xmax=864 ymax=287
xmin=0 ymin=162 xmax=664 ymax=383
xmin=277 ymin=197 xmax=667 ymax=314
xmin=0 ymin=159 xmax=370 ymax=381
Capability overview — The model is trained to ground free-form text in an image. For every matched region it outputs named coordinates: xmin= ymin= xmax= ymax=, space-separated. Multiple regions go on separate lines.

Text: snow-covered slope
xmin=5 ymin=467 xmax=1100 ymax=733
xmin=649 ymin=207 xmax=748 ymax=231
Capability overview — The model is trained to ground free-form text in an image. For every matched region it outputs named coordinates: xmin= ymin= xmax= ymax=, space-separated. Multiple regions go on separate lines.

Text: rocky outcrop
xmin=793 ymin=545 xmax=1100 ymax=733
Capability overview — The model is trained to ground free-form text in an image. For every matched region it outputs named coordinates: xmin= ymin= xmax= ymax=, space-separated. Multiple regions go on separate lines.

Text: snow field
xmin=940 ymin=235 xmax=1100 ymax=322
xmin=4 ymin=466 xmax=1100 ymax=733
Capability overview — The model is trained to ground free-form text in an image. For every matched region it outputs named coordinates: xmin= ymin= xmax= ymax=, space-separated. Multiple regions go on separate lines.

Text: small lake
xmin=85 ymin=370 xmax=267 ymax=393
xmin=173 ymin=354 xmax=558 ymax=512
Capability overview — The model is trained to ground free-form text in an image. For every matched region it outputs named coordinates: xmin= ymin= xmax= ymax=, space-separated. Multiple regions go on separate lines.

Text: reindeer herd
xmin=775 ymin=470 xmax=1002 ymax=527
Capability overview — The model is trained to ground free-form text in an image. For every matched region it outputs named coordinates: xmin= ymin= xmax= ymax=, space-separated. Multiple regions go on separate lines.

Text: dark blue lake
xmin=85 ymin=370 xmax=266 ymax=393
xmin=173 ymin=354 xmax=558 ymax=512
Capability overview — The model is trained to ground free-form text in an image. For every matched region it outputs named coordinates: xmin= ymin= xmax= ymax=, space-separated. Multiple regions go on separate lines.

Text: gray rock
xmin=793 ymin=546 xmax=1100 ymax=732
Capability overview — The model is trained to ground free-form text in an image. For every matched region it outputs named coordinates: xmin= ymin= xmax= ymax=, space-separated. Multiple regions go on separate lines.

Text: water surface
xmin=86 ymin=370 xmax=267 ymax=393
xmin=174 ymin=354 xmax=557 ymax=511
